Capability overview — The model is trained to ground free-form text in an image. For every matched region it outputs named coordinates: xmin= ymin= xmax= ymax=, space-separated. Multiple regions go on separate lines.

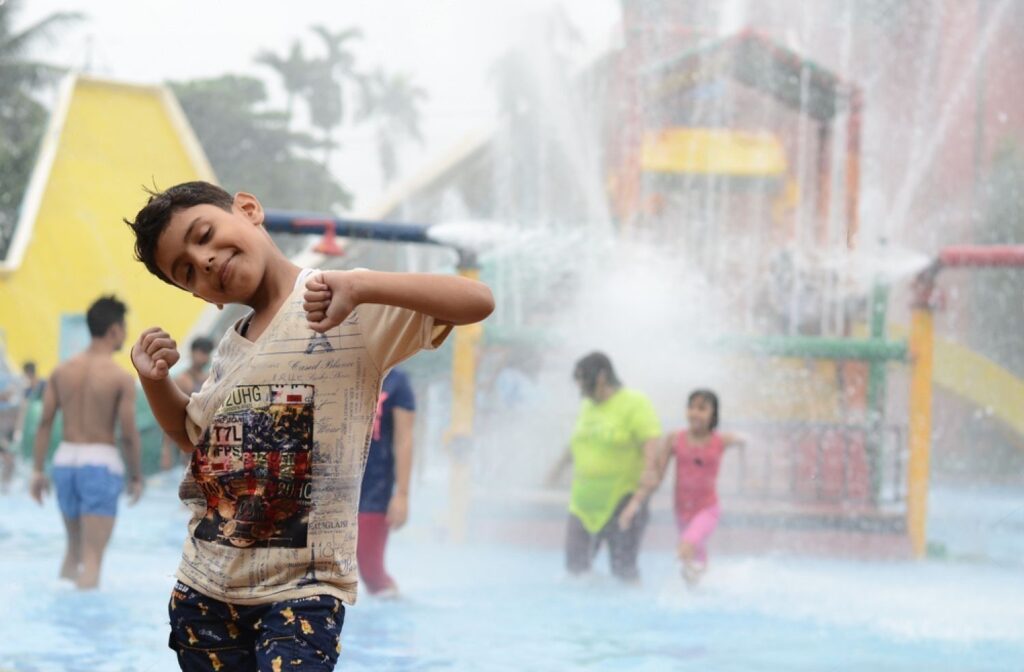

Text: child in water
xmin=619 ymin=389 xmax=743 ymax=585
xmin=124 ymin=181 xmax=493 ymax=669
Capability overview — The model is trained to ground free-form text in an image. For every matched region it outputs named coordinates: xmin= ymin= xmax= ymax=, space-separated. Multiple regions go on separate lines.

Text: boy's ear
xmin=234 ymin=192 xmax=264 ymax=226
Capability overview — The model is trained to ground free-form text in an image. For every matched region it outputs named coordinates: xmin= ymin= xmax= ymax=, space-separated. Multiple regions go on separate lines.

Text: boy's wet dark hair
xmin=22 ymin=361 xmax=36 ymax=376
xmin=86 ymin=296 xmax=127 ymax=337
xmin=574 ymin=351 xmax=621 ymax=396
xmin=123 ymin=181 xmax=235 ymax=284
xmin=688 ymin=388 xmax=720 ymax=431
xmin=190 ymin=337 xmax=215 ymax=354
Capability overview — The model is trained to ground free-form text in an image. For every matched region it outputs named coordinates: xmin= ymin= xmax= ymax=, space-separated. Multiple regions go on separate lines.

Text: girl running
xmin=619 ymin=389 xmax=743 ymax=585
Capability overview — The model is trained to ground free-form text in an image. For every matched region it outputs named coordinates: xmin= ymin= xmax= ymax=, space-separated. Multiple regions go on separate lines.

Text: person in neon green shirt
xmin=548 ymin=352 xmax=662 ymax=582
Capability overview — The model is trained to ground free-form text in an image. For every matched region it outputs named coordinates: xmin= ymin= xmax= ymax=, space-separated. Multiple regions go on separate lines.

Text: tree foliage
xmin=1 ymin=13 xmax=427 ymax=232
xmin=254 ymin=41 xmax=308 ymax=123
xmin=170 ymin=75 xmax=351 ymax=212
xmin=358 ymin=70 xmax=427 ymax=184
xmin=0 ymin=0 xmax=81 ymax=256
xmin=257 ymin=24 xmax=426 ymax=186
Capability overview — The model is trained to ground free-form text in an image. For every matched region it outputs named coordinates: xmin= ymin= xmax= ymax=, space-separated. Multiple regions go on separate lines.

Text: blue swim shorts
xmin=52 ymin=464 xmax=124 ymax=518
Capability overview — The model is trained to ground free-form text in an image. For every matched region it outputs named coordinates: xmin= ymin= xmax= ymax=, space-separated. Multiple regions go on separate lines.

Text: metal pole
xmin=262 ymin=210 xmax=437 ymax=245
xmin=866 ymin=281 xmax=889 ymax=501
xmin=714 ymin=335 xmax=907 ymax=362
xmin=902 ymin=245 xmax=1024 ymax=557
xmin=446 ymin=261 xmax=483 ymax=543
xmin=845 ymin=90 xmax=862 ymax=248
xmin=906 ymin=272 xmax=936 ymax=558
xmin=938 ymin=245 xmax=1024 ymax=267
xmin=907 ymin=306 xmax=934 ymax=558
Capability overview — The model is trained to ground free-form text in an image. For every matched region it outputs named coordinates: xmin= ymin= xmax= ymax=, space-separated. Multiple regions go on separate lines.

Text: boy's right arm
xmin=131 ymin=327 xmax=194 ymax=452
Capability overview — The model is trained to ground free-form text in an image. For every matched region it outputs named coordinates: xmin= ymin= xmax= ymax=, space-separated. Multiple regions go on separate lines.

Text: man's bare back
xmin=31 ymin=295 xmax=142 ymax=590
xmin=52 ymin=352 xmax=135 ymax=445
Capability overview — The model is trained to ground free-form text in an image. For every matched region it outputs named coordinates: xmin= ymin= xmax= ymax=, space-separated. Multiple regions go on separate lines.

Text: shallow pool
xmin=1 ymin=473 xmax=1021 ymax=671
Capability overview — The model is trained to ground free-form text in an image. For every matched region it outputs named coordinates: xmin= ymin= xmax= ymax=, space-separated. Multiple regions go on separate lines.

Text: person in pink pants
xmin=619 ymin=389 xmax=744 ymax=585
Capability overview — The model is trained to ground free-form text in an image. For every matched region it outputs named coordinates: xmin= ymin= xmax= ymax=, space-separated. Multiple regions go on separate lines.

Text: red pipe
xmin=291 ymin=218 xmax=345 ymax=256
xmin=845 ymin=90 xmax=862 ymax=249
xmin=938 ymin=245 xmax=1024 ymax=268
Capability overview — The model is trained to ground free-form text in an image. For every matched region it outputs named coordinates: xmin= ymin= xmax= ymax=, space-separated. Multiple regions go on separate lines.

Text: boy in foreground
xmin=124 ymin=181 xmax=493 ymax=671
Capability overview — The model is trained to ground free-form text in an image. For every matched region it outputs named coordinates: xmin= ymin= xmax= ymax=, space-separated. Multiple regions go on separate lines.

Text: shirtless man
xmin=30 ymin=296 xmax=143 ymax=589
xmin=158 ymin=336 xmax=213 ymax=471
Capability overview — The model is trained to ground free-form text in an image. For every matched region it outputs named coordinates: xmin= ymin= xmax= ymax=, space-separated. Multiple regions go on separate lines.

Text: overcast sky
xmin=17 ymin=0 xmax=621 ymax=213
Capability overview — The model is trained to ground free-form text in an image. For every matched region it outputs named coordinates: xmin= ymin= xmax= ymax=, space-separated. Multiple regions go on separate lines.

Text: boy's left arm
xmin=303 ymin=270 xmax=494 ymax=333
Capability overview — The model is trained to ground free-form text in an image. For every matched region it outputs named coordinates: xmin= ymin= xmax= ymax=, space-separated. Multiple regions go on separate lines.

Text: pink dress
xmin=673 ymin=431 xmax=724 ymax=563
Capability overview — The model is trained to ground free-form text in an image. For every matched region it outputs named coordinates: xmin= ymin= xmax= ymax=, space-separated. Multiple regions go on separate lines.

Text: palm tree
xmin=0 ymin=0 xmax=81 ymax=255
xmin=254 ymin=40 xmax=309 ymax=126
xmin=358 ymin=70 xmax=427 ymax=185
xmin=309 ymin=26 xmax=361 ymax=75
xmin=304 ymin=25 xmax=363 ymax=168
xmin=172 ymin=75 xmax=352 ymax=212
xmin=0 ymin=0 xmax=80 ymax=90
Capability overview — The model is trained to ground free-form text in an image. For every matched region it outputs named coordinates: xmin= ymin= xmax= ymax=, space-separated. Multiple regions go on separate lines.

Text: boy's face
xmin=153 ymin=193 xmax=270 ymax=305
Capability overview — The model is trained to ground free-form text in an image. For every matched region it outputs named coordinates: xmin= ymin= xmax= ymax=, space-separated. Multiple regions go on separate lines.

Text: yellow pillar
xmin=446 ymin=266 xmax=483 ymax=542
xmin=907 ymin=307 xmax=934 ymax=558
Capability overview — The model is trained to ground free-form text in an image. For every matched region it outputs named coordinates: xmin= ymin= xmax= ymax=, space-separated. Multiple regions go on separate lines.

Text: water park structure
xmin=312 ymin=20 xmax=1024 ymax=558
xmin=3 ymin=24 xmax=1024 ymax=560
xmin=4 ymin=3 xmax=1024 ymax=669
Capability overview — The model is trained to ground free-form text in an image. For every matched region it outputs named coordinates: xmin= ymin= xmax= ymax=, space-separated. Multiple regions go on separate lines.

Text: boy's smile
xmin=153 ymin=194 xmax=268 ymax=305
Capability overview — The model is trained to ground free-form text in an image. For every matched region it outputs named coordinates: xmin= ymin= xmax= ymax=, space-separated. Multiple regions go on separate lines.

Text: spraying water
xmin=3 ymin=1 xmax=1023 ymax=670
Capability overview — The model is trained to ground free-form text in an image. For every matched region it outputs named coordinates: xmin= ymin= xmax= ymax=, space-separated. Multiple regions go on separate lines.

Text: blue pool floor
xmin=1 ymin=472 xmax=1022 ymax=671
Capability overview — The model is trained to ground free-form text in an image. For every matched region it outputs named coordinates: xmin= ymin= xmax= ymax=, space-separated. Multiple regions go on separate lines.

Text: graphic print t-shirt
xmin=176 ymin=270 xmax=450 ymax=605
xmin=359 ymin=368 xmax=415 ymax=514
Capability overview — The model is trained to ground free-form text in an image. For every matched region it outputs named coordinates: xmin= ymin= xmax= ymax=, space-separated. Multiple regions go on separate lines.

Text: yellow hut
xmin=0 ymin=75 xmax=216 ymax=375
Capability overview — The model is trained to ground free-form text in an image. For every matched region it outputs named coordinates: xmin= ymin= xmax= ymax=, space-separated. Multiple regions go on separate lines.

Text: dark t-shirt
xmin=359 ymin=369 xmax=415 ymax=513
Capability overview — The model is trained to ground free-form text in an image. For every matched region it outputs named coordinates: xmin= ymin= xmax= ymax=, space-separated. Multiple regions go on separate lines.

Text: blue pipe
xmin=263 ymin=210 xmax=439 ymax=245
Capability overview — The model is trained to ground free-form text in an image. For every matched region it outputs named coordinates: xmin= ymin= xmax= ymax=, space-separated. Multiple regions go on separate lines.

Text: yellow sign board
xmin=641 ymin=127 xmax=787 ymax=176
